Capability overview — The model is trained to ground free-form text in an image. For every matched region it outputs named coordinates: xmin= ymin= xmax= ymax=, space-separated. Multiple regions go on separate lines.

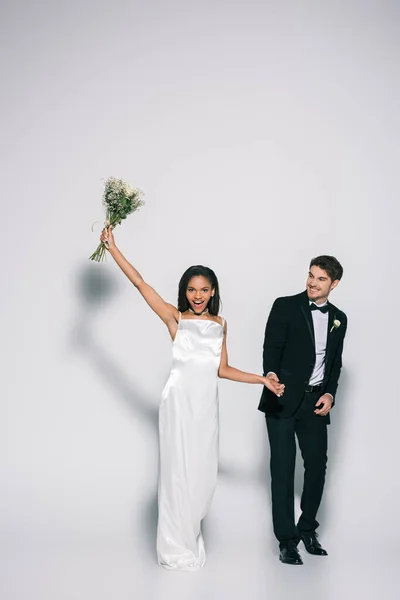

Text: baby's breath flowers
xmin=89 ymin=178 xmax=144 ymax=262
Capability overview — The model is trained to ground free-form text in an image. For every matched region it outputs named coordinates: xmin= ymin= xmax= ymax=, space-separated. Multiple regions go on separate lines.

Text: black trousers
xmin=266 ymin=391 xmax=328 ymax=549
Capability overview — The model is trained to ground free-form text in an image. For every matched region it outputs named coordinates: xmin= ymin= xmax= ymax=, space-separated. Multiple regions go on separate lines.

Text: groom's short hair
xmin=310 ymin=255 xmax=343 ymax=282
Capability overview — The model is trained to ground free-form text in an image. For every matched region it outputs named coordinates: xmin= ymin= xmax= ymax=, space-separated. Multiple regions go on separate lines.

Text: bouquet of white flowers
xmin=89 ymin=177 xmax=144 ymax=262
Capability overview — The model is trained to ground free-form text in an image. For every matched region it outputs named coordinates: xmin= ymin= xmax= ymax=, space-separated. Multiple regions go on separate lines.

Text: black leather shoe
xmin=300 ymin=531 xmax=328 ymax=556
xmin=279 ymin=546 xmax=303 ymax=565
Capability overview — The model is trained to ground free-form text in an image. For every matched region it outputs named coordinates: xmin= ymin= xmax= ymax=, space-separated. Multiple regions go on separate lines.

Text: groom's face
xmin=306 ymin=265 xmax=339 ymax=304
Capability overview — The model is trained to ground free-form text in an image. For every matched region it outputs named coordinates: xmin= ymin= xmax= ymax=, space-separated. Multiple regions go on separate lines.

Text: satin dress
xmin=157 ymin=314 xmax=224 ymax=570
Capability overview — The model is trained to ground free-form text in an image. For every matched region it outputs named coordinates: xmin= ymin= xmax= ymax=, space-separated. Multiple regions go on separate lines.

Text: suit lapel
xmin=300 ymin=291 xmax=315 ymax=347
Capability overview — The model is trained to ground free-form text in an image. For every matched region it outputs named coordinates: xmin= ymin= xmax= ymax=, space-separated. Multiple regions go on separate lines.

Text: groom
xmin=259 ymin=255 xmax=347 ymax=565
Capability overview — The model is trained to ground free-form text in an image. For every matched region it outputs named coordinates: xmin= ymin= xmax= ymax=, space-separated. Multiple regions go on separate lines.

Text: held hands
xmin=100 ymin=225 xmax=115 ymax=250
xmin=314 ymin=393 xmax=333 ymax=416
xmin=263 ymin=373 xmax=285 ymax=397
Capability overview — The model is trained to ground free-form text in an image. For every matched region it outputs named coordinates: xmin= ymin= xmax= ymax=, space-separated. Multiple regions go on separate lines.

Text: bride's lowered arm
xmin=218 ymin=323 xmax=284 ymax=396
xmin=101 ymin=227 xmax=178 ymax=328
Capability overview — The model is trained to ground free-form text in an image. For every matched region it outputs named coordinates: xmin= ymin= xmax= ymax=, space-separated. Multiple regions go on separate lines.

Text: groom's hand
xmin=264 ymin=373 xmax=285 ymax=397
xmin=314 ymin=394 xmax=333 ymax=416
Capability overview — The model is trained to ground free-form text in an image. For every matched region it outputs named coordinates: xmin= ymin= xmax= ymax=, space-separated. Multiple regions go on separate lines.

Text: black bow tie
xmin=310 ymin=303 xmax=329 ymax=314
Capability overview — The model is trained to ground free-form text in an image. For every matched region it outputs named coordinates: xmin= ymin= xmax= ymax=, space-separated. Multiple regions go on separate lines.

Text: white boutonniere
xmin=330 ymin=319 xmax=341 ymax=333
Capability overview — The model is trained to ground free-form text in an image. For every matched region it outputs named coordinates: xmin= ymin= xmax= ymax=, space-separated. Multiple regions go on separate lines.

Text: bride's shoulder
xmin=217 ymin=315 xmax=226 ymax=328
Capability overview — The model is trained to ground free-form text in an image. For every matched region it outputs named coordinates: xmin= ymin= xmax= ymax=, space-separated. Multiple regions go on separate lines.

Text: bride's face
xmin=186 ymin=276 xmax=214 ymax=314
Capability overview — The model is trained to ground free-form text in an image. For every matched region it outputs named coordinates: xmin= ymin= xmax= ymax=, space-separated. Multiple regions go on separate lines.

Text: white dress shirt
xmin=308 ymin=301 xmax=328 ymax=386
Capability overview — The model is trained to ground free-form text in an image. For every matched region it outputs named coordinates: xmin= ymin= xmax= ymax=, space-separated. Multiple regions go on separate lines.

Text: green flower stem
xmin=89 ymin=242 xmax=107 ymax=262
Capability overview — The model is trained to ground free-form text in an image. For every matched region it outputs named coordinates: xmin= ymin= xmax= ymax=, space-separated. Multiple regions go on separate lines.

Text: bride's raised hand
xmin=100 ymin=225 xmax=115 ymax=250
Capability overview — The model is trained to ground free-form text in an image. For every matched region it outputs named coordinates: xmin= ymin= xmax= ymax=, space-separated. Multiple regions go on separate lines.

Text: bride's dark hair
xmin=178 ymin=266 xmax=221 ymax=316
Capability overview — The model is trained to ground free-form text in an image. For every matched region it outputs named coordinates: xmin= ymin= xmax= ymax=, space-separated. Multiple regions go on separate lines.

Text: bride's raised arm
xmin=101 ymin=227 xmax=179 ymax=328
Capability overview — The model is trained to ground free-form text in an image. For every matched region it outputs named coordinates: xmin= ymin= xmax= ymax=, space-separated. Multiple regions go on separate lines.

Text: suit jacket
xmin=258 ymin=290 xmax=347 ymax=420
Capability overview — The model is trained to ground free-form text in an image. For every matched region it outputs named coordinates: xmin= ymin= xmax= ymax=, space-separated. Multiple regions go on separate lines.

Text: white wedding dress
xmin=157 ymin=314 xmax=224 ymax=570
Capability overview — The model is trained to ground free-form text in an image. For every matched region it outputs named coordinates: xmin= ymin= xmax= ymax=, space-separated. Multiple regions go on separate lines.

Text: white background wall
xmin=1 ymin=1 xmax=399 ymax=599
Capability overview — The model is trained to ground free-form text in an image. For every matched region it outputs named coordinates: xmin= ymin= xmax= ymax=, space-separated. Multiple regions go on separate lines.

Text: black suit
xmin=259 ymin=290 xmax=347 ymax=547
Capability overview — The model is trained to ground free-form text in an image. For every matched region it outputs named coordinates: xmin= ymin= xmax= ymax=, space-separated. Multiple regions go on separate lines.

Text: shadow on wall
xmin=71 ymin=264 xmax=159 ymax=561
xmin=316 ymin=368 xmax=349 ymax=526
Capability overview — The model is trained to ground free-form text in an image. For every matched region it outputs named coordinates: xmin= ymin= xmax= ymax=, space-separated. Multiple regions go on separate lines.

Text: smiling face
xmin=306 ymin=265 xmax=339 ymax=304
xmin=186 ymin=275 xmax=214 ymax=314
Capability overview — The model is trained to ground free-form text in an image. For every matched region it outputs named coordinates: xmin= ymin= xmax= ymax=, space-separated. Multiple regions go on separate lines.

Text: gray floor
xmin=1 ymin=534 xmax=396 ymax=600
xmin=1 ymin=476 xmax=397 ymax=600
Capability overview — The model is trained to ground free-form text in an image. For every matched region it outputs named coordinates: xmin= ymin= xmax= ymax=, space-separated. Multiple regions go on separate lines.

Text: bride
xmin=100 ymin=226 xmax=284 ymax=570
